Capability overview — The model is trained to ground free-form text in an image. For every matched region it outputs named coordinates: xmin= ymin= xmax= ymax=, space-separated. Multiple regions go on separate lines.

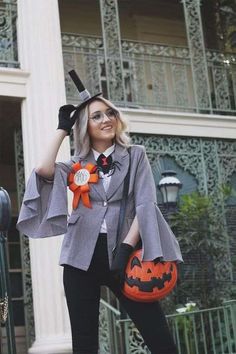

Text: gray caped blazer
xmin=17 ymin=144 xmax=183 ymax=270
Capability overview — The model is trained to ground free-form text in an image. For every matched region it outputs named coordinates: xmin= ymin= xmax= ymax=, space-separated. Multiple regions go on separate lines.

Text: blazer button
xmin=103 ymin=201 xmax=107 ymax=207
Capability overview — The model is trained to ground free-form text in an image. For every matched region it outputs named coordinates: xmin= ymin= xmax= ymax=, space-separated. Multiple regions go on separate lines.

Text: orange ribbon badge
xmin=68 ymin=162 xmax=98 ymax=209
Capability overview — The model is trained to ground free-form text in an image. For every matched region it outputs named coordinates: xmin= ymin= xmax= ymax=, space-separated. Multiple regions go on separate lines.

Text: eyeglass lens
xmin=90 ymin=108 xmax=117 ymax=123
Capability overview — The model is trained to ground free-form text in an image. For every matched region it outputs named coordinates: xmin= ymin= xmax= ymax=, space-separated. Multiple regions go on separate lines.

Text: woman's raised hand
xmin=57 ymin=104 xmax=78 ymax=135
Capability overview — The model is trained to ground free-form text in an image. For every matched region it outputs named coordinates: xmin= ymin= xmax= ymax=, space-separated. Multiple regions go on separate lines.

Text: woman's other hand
xmin=57 ymin=104 xmax=78 ymax=135
xmin=111 ymin=243 xmax=134 ymax=287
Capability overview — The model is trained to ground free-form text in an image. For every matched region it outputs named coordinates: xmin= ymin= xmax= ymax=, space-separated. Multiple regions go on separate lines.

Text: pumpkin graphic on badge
xmin=122 ymin=249 xmax=178 ymax=302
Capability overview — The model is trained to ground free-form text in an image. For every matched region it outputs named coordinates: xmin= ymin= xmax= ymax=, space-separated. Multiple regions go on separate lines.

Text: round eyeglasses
xmin=89 ymin=108 xmax=118 ymax=124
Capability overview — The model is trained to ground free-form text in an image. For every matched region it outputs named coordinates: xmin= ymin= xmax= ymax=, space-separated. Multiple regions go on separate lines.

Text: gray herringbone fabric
xmin=17 ymin=144 xmax=183 ymax=270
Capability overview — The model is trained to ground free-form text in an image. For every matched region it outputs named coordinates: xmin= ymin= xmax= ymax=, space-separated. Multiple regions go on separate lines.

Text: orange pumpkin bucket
xmin=122 ymin=249 xmax=178 ymax=302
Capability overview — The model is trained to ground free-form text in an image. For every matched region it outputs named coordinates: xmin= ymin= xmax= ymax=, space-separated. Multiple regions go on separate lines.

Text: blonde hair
xmin=73 ymin=97 xmax=131 ymax=157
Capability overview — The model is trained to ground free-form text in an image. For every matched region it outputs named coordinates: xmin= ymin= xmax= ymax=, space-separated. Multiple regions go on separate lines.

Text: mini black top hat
xmin=68 ymin=70 xmax=102 ymax=111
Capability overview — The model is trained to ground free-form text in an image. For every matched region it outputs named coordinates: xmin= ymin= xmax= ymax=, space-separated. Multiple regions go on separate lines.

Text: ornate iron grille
xmin=14 ymin=130 xmax=35 ymax=349
xmin=0 ymin=0 xmax=18 ymax=68
xmin=130 ymin=133 xmax=236 ymax=301
xmin=62 ymin=33 xmax=236 ymax=114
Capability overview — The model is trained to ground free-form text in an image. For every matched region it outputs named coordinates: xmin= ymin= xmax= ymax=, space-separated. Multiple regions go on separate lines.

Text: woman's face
xmin=87 ymin=100 xmax=118 ymax=146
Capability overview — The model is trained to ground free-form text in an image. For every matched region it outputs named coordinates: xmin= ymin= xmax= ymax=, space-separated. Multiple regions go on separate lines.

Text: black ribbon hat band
xmin=68 ymin=70 xmax=102 ymax=112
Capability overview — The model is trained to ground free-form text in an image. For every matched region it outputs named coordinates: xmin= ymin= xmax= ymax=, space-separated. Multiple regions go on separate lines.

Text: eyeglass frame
xmin=88 ymin=108 xmax=118 ymax=124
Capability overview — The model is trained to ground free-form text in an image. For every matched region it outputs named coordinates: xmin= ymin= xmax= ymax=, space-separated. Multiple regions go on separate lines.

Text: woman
xmin=17 ymin=72 xmax=183 ymax=354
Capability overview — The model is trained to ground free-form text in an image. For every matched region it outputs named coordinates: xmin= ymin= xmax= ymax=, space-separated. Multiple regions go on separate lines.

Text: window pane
xmin=12 ymin=300 xmax=25 ymax=326
xmin=7 ymin=217 xmax=19 ymax=242
xmin=9 ymin=244 xmax=22 ymax=269
xmin=10 ymin=273 xmax=23 ymax=298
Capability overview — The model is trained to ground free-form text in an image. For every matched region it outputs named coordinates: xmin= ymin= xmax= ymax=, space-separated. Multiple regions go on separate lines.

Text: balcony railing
xmin=0 ymin=0 xmax=18 ymax=68
xmin=62 ymin=33 xmax=236 ymax=115
xmin=99 ymin=299 xmax=236 ymax=354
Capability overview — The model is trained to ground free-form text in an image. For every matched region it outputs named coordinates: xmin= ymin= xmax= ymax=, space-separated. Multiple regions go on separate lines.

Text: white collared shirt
xmin=92 ymin=144 xmax=115 ymax=233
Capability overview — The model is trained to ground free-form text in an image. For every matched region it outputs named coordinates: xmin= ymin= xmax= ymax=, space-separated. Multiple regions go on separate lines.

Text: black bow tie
xmin=97 ymin=154 xmax=113 ymax=174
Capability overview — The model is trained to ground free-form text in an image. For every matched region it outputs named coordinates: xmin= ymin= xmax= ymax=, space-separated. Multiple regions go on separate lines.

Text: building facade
xmin=0 ymin=0 xmax=236 ymax=353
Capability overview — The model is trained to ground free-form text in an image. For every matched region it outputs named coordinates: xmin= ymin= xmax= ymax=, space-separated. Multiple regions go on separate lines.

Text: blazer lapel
xmin=72 ymin=144 xmax=130 ymax=201
xmin=106 ymin=144 xmax=130 ymax=200
xmin=72 ymin=151 xmax=107 ymax=200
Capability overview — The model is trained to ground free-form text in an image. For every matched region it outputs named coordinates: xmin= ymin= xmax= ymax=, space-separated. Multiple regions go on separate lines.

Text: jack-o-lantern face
xmin=122 ymin=249 xmax=178 ymax=302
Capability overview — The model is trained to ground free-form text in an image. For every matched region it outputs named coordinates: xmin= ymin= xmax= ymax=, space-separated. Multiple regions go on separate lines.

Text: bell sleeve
xmin=16 ymin=162 xmax=70 ymax=238
xmin=133 ymin=146 xmax=183 ymax=263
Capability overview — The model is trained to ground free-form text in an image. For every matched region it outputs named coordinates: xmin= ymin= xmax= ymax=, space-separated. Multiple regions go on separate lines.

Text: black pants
xmin=63 ymin=234 xmax=177 ymax=354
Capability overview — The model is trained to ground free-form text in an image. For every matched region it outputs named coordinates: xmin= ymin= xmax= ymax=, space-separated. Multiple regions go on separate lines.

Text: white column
xmin=17 ymin=1 xmax=72 ymax=353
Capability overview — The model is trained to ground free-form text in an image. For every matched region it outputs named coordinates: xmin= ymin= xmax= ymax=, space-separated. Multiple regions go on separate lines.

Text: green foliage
xmin=171 ymin=192 xmax=225 ymax=253
xmin=169 ymin=189 xmax=233 ymax=308
xmin=220 ymin=184 xmax=236 ymax=198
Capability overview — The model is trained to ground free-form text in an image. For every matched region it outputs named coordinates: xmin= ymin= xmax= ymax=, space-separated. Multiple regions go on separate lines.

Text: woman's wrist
xmin=122 ymin=240 xmax=136 ymax=248
xmin=123 ymin=215 xmax=140 ymax=247
xmin=56 ymin=129 xmax=68 ymax=138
